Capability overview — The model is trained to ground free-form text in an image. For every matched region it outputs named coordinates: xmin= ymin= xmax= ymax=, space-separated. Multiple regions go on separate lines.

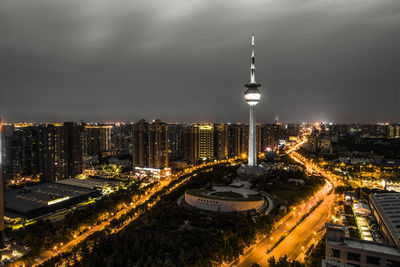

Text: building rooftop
xmin=329 ymin=238 xmax=400 ymax=257
xmin=326 ymin=223 xmax=400 ymax=256
xmin=354 ymin=202 xmax=371 ymax=211
xmin=4 ymin=183 xmax=97 ymax=213
xmin=56 ymin=177 xmax=123 ymax=190
xmin=186 ymin=186 xmax=263 ymax=202
xmin=370 ymin=193 xmax=400 ymax=242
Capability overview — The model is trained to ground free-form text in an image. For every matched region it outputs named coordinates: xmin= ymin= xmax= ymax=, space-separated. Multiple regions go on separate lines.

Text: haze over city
xmin=1 ymin=0 xmax=399 ymax=123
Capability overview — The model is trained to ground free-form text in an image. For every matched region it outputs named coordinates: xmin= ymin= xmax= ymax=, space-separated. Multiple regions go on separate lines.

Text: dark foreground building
xmin=324 ymin=223 xmax=400 ymax=266
xmin=4 ymin=183 xmax=99 ymax=219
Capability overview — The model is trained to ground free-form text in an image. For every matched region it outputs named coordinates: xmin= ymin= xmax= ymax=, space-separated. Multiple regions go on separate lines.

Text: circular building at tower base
xmin=183 ymin=186 xmax=266 ymax=213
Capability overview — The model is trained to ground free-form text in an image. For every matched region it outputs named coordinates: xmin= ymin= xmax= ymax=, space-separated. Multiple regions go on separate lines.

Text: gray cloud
xmin=0 ymin=0 xmax=399 ymax=123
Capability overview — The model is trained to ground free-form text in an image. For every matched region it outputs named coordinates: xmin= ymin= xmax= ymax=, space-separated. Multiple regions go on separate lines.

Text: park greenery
xmin=267 ymin=256 xmax=305 ymax=267
xmin=305 ymin=234 xmax=326 ymax=267
xmin=255 ymin=154 xmax=325 ymax=208
xmin=9 ymin=180 xmax=158 ymax=263
xmin=37 ymin=156 xmax=326 ymax=267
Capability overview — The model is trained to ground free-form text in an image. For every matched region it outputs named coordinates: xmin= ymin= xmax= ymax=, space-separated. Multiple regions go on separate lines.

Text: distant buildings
xmin=168 ymin=122 xmax=293 ymax=165
xmin=197 ymin=123 xmax=215 ymax=160
xmin=132 ymin=119 xmax=168 ymax=169
xmin=228 ymin=124 xmax=248 ymax=158
xmin=0 ymin=120 xmax=303 ymax=183
xmin=182 ymin=124 xmax=200 ymax=164
xmin=83 ymin=124 xmax=112 ymax=158
xmin=314 ymin=123 xmax=400 ymax=140
xmin=214 ymin=123 xmax=228 ymax=160
xmin=168 ymin=124 xmax=184 ymax=162
xmin=111 ymin=123 xmax=133 ymax=156
xmin=0 ymin=123 xmax=83 ymax=182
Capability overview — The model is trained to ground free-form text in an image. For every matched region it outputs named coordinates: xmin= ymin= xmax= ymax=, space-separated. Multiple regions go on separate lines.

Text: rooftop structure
xmin=370 ymin=193 xmax=400 ymax=248
xmin=56 ymin=177 xmax=124 ymax=193
xmin=325 ymin=223 xmax=400 ymax=267
xmin=4 ymin=183 xmax=99 ymax=219
xmin=183 ymin=185 xmax=268 ymax=213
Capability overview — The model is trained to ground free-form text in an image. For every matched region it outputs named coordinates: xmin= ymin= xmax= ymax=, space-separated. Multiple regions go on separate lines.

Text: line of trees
xmin=39 ymin=159 xmax=326 ymax=267
xmin=10 ymin=181 xmax=158 ymax=262
xmin=39 ymin=164 xmax=277 ymax=266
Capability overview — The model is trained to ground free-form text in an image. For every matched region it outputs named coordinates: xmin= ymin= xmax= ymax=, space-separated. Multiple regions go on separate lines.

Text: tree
xmin=23 ymin=234 xmax=43 ymax=251
xmin=268 ymin=256 xmax=305 ymax=267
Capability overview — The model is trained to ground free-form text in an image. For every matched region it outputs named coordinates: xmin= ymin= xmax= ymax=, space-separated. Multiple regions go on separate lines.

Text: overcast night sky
xmin=0 ymin=0 xmax=399 ymax=124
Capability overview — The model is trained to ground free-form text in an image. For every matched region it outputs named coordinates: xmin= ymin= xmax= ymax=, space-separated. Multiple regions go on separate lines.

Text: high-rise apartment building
xmin=2 ymin=123 xmax=84 ymax=182
xmin=1 ymin=125 xmax=23 ymax=179
xmin=182 ymin=124 xmax=200 ymax=164
xmin=197 ymin=123 xmax=214 ymax=160
xmin=132 ymin=119 xmax=168 ymax=169
xmin=44 ymin=122 xmax=83 ymax=182
xmin=214 ymin=123 xmax=228 ymax=160
xmin=22 ymin=125 xmax=46 ymax=179
xmin=227 ymin=124 xmax=248 ymax=158
xmin=168 ymin=124 xmax=184 ymax=161
xmin=111 ymin=123 xmax=133 ymax=156
xmin=83 ymin=124 xmax=112 ymax=157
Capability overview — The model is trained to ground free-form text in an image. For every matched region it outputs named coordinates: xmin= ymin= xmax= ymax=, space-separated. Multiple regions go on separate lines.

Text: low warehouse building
xmin=4 ymin=183 xmax=100 ymax=219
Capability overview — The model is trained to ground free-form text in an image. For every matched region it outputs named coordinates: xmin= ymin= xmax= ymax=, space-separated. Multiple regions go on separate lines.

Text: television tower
xmin=244 ymin=35 xmax=261 ymax=167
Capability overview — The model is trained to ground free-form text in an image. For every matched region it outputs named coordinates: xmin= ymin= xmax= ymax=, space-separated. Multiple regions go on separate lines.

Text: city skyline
xmin=0 ymin=0 xmax=399 ymax=123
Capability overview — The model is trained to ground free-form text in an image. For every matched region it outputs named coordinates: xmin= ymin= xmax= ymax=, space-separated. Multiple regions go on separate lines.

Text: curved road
xmin=231 ymin=181 xmax=334 ymax=266
xmin=231 ymin=150 xmax=339 ymax=266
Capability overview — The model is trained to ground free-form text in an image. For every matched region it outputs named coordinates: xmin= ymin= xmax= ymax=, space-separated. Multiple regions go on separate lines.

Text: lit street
xmin=231 ymin=180 xmax=334 ymax=266
xmin=11 ymin=159 xmax=236 ymax=267
xmin=230 ymin=144 xmax=340 ymax=266
xmin=0 ymin=2 xmax=397 ymax=265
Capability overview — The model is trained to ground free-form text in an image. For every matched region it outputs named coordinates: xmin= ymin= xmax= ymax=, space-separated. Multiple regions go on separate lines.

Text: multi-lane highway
xmin=231 ymin=180 xmax=334 ymax=266
xmin=231 ymin=144 xmax=339 ymax=266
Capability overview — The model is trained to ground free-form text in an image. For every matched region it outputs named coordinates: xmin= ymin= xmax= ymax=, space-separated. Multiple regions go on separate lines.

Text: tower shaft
xmin=248 ymin=105 xmax=257 ymax=166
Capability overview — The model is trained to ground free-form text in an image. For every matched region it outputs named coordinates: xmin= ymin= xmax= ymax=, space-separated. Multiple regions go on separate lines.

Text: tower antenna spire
xmin=250 ymin=34 xmax=255 ymax=83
